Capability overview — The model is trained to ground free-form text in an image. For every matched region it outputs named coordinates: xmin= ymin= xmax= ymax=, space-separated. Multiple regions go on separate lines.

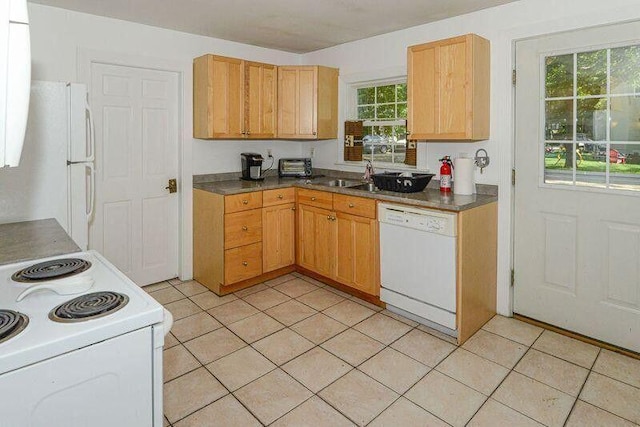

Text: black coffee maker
xmin=240 ymin=152 xmax=264 ymax=181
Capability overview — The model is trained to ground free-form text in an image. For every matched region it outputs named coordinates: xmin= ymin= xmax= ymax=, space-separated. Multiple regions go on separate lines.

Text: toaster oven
xmin=278 ymin=158 xmax=312 ymax=178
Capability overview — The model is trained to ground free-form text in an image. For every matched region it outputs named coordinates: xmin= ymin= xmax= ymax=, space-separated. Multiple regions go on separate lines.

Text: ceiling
xmin=28 ymin=0 xmax=521 ymax=53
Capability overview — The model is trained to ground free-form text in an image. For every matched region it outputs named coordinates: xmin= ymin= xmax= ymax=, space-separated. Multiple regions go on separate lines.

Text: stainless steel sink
xmin=350 ymin=183 xmax=378 ymax=192
xmin=323 ymin=179 xmax=362 ymax=187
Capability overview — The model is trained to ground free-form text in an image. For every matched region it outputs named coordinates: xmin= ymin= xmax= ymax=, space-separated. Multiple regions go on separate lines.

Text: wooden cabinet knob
xmin=242 ymin=261 xmax=248 ymax=266
xmin=242 ymin=200 xmax=249 ymax=205
xmin=242 ymin=226 xmax=248 ymax=231
xmin=311 ymin=197 xmax=316 ymax=201
xmin=278 ymin=194 xmax=283 ymax=199
xmin=327 ymin=215 xmax=331 ymax=220
xmin=291 ymin=207 xmax=296 ymax=211
xmin=348 ymin=203 xmax=354 ymax=208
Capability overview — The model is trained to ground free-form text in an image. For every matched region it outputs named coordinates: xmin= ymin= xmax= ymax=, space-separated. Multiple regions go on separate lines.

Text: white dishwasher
xmin=378 ymin=203 xmax=458 ymax=335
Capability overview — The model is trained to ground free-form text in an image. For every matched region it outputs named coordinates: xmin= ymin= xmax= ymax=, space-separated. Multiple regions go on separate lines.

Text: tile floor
xmin=146 ymin=273 xmax=640 ymax=427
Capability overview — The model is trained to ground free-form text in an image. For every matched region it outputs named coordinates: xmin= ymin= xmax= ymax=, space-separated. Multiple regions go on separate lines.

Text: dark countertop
xmin=194 ymin=175 xmax=498 ymax=212
xmin=0 ymin=219 xmax=81 ymax=266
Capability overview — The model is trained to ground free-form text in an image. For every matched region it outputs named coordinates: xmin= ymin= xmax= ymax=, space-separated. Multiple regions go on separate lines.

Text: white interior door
xmin=514 ymin=22 xmax=640 ymax=352
xmin=90 ymin=63 xmax=179 ymax=286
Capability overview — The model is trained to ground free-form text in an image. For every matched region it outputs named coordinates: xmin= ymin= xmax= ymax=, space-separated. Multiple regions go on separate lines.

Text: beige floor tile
xmin=271 ymin=396 xmax=355 ymax=427
xmin=351 ymin=298 xmax=384 ymax=312
xmin=150 ymin=286 xmax=186 ymax=305
xmin=299 ymin=276 xmax=327 ymax=288
xmin=172 ymin=280 xmax=209 ymax=297
xmin=163 ymin=415 xmax=170 ymax=426
xmin=190 ymin=291 xmax=237 ymax=310
xmin=163 ymin=344 xmax=200 ymax=382
xmin=264 ymin=273 xmax=297 ymax=287
xmin=391 ymin=329 xmax=456 ymax=367
xmin=319 ymin=370 xmax=398 ymax=426
xmin=234 ymin=369 xmax=313 ymax=425
xmin=416 ymin=324 xmax=458 ymax=345
xmin=321 ymin=329 xmax=385 ymax=366
xmin=296 ymin=288 xmax=345 ymax=311
xmin=436 ymin=348 xmax=509 ymax=395
xmin=227 ymin=312 xmax=284 ymax=343
xmin=184 ymin=328 xmax=246 ymax=364
xmin=274 ymin=277 xmax=319 ymax=298
xmin=234 ymin=283 xmax=269 ymax=298
xmin=380 ymin=309 xmax=419 ymax=327
xmin=532 ymin=330 xmax=600 ymax=368
xmin=360 ymin=347 xmax=430 ymax=394
xmin=170 ymin=312 xmax=222 ymax=343
xmin=168 ymin=277 xmax=184 ymax=285
xmin=323 ymin=285 xmax=353 ymax=299
xmin=144 ymin=281 xmax=171 ymax=292
xmin=580 ymin=372 xmax=640 ymax=424
xmin=323 ymin=300 xmax=376 ymax=326
xmin=468 ymin=399 xmax=543 ymax=427
xmin=493 ymin=371 xmax=575 ymax=427
xmin=462 ymin=329 xmax=527 ymax=368
xmin=291 ymin=313 xmax=348 ymax=344
xmin=242 ymin=288 xmax=290 ymax=311
xmin=369 ymin=397 xmax=448 ymax=427
xmin=252 ymin=328 xmax=315 ymax=365
xmin=566 ymin=400 xmax=636 ymax=427
xmin=515 ymin=349 xmax=589 ymax=396
xmin=173 ymin=394 xmax=261 ymax=427
xmin=353 ymin=313 xmax=412 ymax=345
xmin=164 ymin=332 xmax=179 ymax=349
xmin=164 ymin=298 xmax=202 ymax=320
xmin=282 ymin=347 xmax=351 ymax=393
xmin=207 ymin=299 xmax=259 ymax=325
xmin=163 ymin=367 xmax=228 ymax=424
xmin=482 ymin=315 xmax=543 ymax=346
xmin=406 ymin=370 xmax=486 ymax=427
xmin=265 ymin=299 xmax=317 ymax=326
xmin=592 ymin=349 xmax=640 ymax=389
xmin=206 ymin=346 xmax=275 ymax=391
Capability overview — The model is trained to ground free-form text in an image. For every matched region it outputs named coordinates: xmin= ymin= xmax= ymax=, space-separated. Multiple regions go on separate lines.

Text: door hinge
xmin=511 ymin=168 xmax=516 ymax=186
xmin=512 ymin=69 xmax=517 ymax=86
xmin=511 ymin=269 xmax=515 ymax=287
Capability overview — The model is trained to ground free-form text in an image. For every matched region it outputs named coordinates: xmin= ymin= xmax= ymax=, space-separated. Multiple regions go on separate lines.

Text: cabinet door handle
xmin=313 ymin=131 xmax=317 ymax=136
xmin=242 ymin=200 xmax=249 ymax=205
xmin=278 ymin=194 xmax=283 ymax=199
xmin=348 ymin=203 xmax=354 ymax=208
xmin=311 ymin=197 xmax=316 ymax=201
xmin=327 ymin=215 xmax=331 ymax=220
xmin=242 ymin=261 xmax=248 ymax=267
xmin=291 ymin=207 xmax=296 ymax=211
xmin=242 ymin=226 xmax=248 ymax=231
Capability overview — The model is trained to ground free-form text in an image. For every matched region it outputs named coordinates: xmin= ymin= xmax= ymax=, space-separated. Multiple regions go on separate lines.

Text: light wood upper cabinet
xmin=408 ymin=34 xmax=490 ymax=141
xmin=193 ymin=55 xmax=276 ymax=139
xmin=277 ymin=66 xmax=339 ymax=140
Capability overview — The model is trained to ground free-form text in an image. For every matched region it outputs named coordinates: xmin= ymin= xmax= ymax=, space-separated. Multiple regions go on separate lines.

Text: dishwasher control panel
xmin=378 ymin=203 xmax=457 ymax=236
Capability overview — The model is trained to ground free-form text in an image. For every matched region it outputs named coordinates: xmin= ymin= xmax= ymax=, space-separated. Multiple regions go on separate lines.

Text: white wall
xmin=301 ymin=0 xmax=640 ymax=315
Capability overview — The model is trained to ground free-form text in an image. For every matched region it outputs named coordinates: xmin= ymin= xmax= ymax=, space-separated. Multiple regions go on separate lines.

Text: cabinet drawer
xmin=225 ymin=242 xmax=262 ymax=284
xmin=263 ymin=188 xmax=296 ymax=206
xmin=297 ymin=188 xmax=333 ymax=209
xmin=333 ymin=194 xmax=376 ymax=219
xmin=224 ymin=210 xmax=262 ymax=249
xmin=225 ymin=191 xmax=262 ymax=213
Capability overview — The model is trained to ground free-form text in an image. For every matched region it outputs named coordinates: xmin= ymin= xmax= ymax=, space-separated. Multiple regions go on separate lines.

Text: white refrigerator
xmin=0 ymin=81 xmax=95 ymax=249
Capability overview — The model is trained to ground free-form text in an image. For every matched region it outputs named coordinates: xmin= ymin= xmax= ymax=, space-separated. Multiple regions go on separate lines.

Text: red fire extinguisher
xmin=439 ymin=156 xmax=453 ymax=192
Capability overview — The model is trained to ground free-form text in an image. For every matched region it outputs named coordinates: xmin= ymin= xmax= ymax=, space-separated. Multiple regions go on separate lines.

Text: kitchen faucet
xmin=363 ymin=160 xmax=374 ymax=182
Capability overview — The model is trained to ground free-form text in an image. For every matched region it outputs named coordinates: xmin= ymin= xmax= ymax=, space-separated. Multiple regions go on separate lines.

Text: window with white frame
xmin=543 ymin=43 xmax=640 ymax=191
xmin=354 ymin=81 xmax=409 ymax=166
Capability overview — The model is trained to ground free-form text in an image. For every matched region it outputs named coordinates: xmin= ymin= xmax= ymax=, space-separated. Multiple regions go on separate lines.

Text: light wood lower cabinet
xmin=225 ymin=242 xmax=262 ymax=284
xmin=297 ymin=203 xmax=336 ymax=277
xmin=262 ymin=202 xmax=296 ymax=273
xmin=335 ymin=212 xmax=378 ymax=296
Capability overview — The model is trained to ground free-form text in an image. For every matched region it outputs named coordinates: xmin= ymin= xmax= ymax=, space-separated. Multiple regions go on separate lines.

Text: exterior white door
xmin=89 ymin=63 xmax=179 ymax=286
xmin=514 ymin=22 xmax=640 ymax=352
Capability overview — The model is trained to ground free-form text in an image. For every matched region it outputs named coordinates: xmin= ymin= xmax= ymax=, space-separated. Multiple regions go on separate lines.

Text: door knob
xmin=165 ymin=179 xmax=177 ymax=193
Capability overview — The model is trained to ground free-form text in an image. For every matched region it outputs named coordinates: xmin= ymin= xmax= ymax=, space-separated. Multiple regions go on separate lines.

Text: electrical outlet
xmin=267 ymin=149 xmax=273 ymax=158
xmin=310 ymin=147 xmax=315 ymax=158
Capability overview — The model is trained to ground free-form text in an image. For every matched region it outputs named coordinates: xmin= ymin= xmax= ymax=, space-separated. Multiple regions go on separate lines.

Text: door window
xmin=543 ymin=44 xmax=640 ymax=191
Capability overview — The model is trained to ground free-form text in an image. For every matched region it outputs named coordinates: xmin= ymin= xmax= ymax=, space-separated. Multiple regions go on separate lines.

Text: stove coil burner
xmin=12 ymin=258 xmax=92 ymax=283
xmin=0 ymin=310 xmax=29 ymax=344
xmin=49 ymin=291 xmax=129 ymax=323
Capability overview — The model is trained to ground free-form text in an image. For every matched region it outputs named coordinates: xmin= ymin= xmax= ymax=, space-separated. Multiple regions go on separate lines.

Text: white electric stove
xmin=0 ymin=250 xmax=171 ymax=427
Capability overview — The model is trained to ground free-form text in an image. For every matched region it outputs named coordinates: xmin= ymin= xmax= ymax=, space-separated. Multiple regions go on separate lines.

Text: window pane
xmin=358 ymin=106 xmax=374 ymax=120
xmin=544 ymin=142 xmax=574 ymax=185
xmin=577 ymin=49 xmax=607 ymax=96
xmin=609 ymin=143 xmax=640 ymax=190
xmin=576 ymin=143 xmax=607 ymax=188
xmin=376 ymin=85 xmax=395 ymax=103
xmin=376 ymin=104 xmax=395 ymax=119
xmin=546 ymin=54 xmax=574 ymax=98
xmin=577 ymin=98 xmax=607 ymax=141
xmin=397 ymin=103 xmax=407 ymax=119
xmin=611 ymin=96 xmax=640 ymax=142
xmin=611 ymin=45 xmax=640 ymax=95
xmin=396 ymin=84 xmax=407 ymax=102
xmin=358 ymin=87 xmax=375 ymax=105
xmin=546 ymin=100 xmax=574 ymax=140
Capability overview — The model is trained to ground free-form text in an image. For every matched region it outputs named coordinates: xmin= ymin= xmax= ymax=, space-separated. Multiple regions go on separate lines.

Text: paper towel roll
xmin=453 ymin=157 xmax=475 ymax=195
